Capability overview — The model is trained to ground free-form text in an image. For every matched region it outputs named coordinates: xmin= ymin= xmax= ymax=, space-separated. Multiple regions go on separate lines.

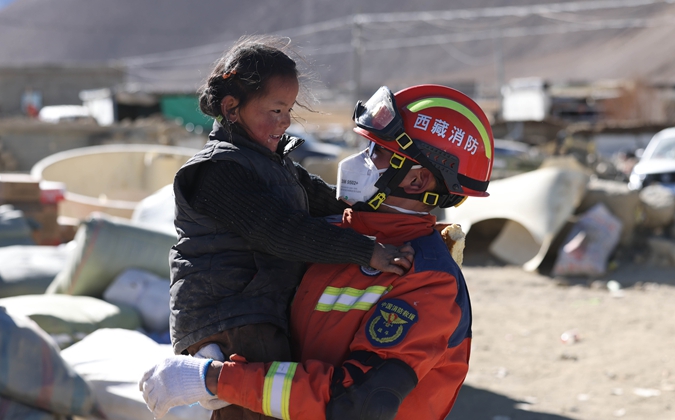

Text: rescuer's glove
xmin=139 ymin=355 xmax=214 ymax=419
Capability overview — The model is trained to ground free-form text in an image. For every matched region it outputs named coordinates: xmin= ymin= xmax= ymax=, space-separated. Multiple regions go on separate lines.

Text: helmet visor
xmin=353 ymin=86 xmax=404 ymax=141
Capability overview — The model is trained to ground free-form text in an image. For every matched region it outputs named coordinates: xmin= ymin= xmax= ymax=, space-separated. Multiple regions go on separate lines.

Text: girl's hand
xmin=369 ymin=242 xmax=415 ymax=275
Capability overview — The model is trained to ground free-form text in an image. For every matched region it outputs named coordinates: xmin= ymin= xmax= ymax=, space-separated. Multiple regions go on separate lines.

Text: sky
xmin=0 ymin=0 xmax=14 ymax=10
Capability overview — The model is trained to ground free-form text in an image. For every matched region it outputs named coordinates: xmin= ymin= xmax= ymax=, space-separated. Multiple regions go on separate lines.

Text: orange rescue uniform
xmin=216 ymin=209 xmax=472 ymax=419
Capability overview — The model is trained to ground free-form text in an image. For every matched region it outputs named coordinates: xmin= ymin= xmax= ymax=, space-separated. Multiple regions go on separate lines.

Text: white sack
xmin=131 ymin=184 xmax=177 ymax=237
xmin=61 ymin=328 xmax=210 ymax=420
xmin=103 ymin=268 xmax=171 ymax=333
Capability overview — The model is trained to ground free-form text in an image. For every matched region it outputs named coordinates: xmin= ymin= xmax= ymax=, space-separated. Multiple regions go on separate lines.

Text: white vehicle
xmin=38 ymin=105 xmax=93 ymax=124
xmin=629 ymin=127 xmax=675 ymax=191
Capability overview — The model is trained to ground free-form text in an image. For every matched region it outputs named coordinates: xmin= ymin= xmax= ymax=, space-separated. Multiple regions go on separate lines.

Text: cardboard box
xmin=0 ymin=173 xmax=41 ymax=203
xmin=10 ymin=201 xmax=61 ymax=245
xmin=57 ymin=215 xmax=80 ymax=244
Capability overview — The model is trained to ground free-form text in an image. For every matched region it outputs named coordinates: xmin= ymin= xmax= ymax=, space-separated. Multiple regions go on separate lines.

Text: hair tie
xmin=222 ymin=70 xmax=237 ymax=80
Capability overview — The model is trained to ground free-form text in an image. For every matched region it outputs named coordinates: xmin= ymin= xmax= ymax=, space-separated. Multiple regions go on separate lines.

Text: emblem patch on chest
xmin=366 ymin=299 xmax=418 ymax=347
xmin=360 ymin=266 xmax=382 ymax=276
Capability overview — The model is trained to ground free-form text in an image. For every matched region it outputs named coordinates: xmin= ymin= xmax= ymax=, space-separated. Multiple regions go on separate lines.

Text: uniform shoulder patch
xmin=366 ymin=299 xmax=418 ymax=347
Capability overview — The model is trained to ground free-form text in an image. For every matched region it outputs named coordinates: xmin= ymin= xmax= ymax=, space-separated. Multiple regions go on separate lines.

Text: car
xmin=628 ymin=127 xmax=675 ymax=191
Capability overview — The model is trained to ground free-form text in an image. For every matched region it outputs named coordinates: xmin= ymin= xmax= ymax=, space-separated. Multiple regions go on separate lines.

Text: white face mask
xmin=336 ymin=149 xmax=387 ymax=205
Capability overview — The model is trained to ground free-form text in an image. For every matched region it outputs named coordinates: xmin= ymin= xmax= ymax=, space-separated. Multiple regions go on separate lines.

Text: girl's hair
xmin=198 ymin=35 xmax=304 ymax=120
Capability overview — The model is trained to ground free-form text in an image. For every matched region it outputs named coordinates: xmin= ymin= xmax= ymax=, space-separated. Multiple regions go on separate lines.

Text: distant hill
xmin=1 ymin=0 xmax=674 ymax=96
xmin=0 ymin=0 xmax=14 ymax=10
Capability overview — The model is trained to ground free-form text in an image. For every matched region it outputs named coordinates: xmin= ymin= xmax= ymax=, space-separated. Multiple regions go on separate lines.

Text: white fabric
xmin=194 ymin=343 xmax=224 ymax=361
xmin=131 ymin=184 xmax=177 ymax=237
xmin=193 ymin=344 xmax=231 ymax=411
xmin=336 ymin=149 xmax=386 ymax=205
xmin=139 ymin=355 xmax=212 ymax=419
xmin=380 ymin=203 xmax=429 ymax=215
xmin=103 ymin=268 xmax=171 ymax=332
xmin=60 ymin=328 xmax=210 ymax=420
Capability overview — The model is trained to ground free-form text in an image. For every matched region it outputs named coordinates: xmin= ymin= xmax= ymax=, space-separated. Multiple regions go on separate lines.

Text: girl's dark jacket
xmin=169 ymin=122 xmax=373 ymax=355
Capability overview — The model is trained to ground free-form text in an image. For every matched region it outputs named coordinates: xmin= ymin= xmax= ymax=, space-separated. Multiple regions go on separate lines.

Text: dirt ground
xmin=446 ymin=255 xmax=675 ymax=420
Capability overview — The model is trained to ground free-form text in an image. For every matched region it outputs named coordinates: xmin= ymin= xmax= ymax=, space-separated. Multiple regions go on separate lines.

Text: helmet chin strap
xmin=361 ymin=156 xmax=440 ymax=210
xmin=387 ymin=186 xmax=466 ymax=208
xmin=361 ymin=153 xmax=464 ymax=209
xmin=360 ymin=136 xmax=479 ymax=210
xmin=362 ymin=158 xmax=414 ymax=210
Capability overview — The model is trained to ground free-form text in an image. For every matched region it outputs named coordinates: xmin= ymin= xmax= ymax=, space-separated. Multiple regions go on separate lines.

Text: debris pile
xmin=0 ymin=190 xmax=209 ymax=419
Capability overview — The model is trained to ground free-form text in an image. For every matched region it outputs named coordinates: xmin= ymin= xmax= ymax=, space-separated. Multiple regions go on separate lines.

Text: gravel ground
xmin=446 ymin=262 xmax=675 ymax=420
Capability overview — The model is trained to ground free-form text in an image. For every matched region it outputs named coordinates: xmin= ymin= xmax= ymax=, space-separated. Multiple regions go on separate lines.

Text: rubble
xmin=646 ymin=236 xmax=675 ymax=266
xmin=638 ymin=184 xmax=675 ymax=229
xmin=442 ymin=165 xmax=589 ymax=271
xmin=576 ymin=178 xmax=640 ymax=247
xmin=552 ymin=203 xmax=622 ymax=277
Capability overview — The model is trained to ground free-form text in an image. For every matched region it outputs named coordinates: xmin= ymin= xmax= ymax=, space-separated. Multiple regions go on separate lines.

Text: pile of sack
xmin=0 ymin=185 xmax=210 ymax=420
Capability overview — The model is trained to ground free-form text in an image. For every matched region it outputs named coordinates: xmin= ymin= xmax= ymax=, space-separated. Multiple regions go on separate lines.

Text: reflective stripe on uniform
xmin=263 ymin=361 xmax=298 ymax=419
xmin=315 ymin=286 xmax=388 ymax=312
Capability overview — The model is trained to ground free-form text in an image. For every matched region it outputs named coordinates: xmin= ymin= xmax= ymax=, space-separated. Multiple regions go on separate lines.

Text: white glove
xmin=139 ymin=355 xmax=213 ymax=419
xmin=193 ymin=344 xmax=231 ymax=411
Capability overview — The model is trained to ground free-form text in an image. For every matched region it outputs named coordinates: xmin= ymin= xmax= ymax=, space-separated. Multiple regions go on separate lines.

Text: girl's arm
xmin=188 ymin=160 xmax=373 ymax=266
xmin=291 ymin=161 xmax=349 ymax=217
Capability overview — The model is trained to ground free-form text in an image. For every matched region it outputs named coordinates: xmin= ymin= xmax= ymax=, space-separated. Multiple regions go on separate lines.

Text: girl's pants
xmin=187 ymin=323 xmax=292 ymax=420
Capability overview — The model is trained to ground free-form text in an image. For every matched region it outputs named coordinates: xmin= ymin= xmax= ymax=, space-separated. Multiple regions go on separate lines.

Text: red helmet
xmin=353 ymin=84 xmax=494 ymax=199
